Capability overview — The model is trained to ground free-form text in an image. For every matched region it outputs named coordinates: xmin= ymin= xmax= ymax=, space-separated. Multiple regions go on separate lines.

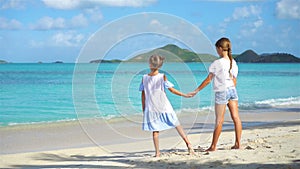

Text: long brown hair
xmin=215 ymin=37 xmax=232 ymax=75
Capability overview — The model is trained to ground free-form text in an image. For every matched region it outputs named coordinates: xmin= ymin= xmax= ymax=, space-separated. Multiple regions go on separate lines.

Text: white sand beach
xmin=1 ymin=110 xmax=299 ymax=169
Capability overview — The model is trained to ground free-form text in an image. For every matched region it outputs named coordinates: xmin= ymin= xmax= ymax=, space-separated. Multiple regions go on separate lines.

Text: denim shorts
xmin=215 ymin=87 xmax=238 ymax=105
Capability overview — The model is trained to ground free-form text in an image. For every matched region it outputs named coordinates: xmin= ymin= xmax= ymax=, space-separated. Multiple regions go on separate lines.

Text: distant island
xmin=1 ymin=44 xmax=299 ymax=64
xmin=90 ymin=59 xmax=122 ymax=63
xmin=0 ymin=60 xmax=65 ymax=64
xmin=235 ymin=50 xmax=300 ymax=63
xmin=52 ymin=61 xmax=64 ymax=64
xmin=90 ymin=44 xmax=300 ymax=63
xmin=0 ymin=60 xmax=8 ymax=64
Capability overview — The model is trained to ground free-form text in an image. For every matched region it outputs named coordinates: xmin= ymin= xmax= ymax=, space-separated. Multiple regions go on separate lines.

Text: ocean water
xmin=0 ymin=63 xmax=299 ymax=126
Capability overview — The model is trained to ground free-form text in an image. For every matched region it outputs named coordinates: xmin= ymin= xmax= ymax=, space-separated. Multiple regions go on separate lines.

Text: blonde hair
xmin=149 ymin=54 xmax=165 ymax=69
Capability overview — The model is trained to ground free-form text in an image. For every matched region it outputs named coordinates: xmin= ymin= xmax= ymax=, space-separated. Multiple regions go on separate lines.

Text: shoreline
xmin=1 ymin=95 xmax=299 ymax=128
xmin=1 ymin=108 xmax=299 ymax=154
xmin=1 ymin=104 xmax=299 ymax=128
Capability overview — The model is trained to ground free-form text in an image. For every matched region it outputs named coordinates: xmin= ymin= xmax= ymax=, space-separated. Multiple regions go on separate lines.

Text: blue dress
xmin=139 ymin=73 xmax=180 ymax=131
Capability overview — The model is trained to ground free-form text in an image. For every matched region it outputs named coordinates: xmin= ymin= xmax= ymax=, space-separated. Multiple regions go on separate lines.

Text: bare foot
xmin=188 ymin=147 xmax=196 ymax=155
xmin=231 ymin=145 xmax=241 ymax=150
xmin=154 ymin=153 xmax=160 ymax=157
xmin=186 ymin=144 xmax=195 ymax=155
xmin=206 ymin=147 xmax=216 ymax=152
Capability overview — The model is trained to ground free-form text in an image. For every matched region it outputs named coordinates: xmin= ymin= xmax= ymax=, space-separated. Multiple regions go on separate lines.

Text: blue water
xmin=0 ymin=63 xmax=299 ymax=126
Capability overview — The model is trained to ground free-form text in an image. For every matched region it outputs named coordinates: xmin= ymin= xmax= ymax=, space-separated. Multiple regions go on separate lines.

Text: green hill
xmin=235 ymin=50 xmax=260 ymax=63
xmin=259 ymin=53 xmax=300 ymax=63
xmin=89 ymin=44 xmax=300 ymax=63
xmin=235 ymin=50 xmax=300 ymax=63
xmin=127 ymin=44 xmax=217 ymax=62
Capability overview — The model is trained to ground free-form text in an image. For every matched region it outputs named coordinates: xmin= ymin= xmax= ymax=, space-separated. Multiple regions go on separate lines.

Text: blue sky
xmin=0 ymin=0 xmax=299 ymax=63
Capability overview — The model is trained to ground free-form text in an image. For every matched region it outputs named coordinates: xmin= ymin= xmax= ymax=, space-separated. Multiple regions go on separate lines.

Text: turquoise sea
xmin=0 ymin=63 xmax=299 ymax=126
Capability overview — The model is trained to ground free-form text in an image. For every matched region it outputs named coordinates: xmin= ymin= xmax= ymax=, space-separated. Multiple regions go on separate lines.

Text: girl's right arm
xmin=168 ymin=87 xmax=191 ymax=98
xmin=164 ymin=75 xmax=192 ymax=98
xmin=189 ymin=73 xmax=213 ymax=96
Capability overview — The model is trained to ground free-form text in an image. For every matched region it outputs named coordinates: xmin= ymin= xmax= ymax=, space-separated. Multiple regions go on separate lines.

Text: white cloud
xmin=94 ymin=0 xmax=157 ymax=7
xmin=42 ymin=0 xmax=156 ymax=10
xmin=259 ymin=25 xmax=299 ymax=54
xmin=0 ymin=0 xmax=25 ymax=9
xmin=42 ymin=0 xmax=81 ymax=10
xmin=202 ymin=0 xmax=261 ymax=1
xmin=84 ymin=7 xmax=103 ymax=22
xmin=231 ymin=5 xmax=261 ymax=20
xmin=30 ymin=31 xmax=86 ymax=47
xmin=220 ymin=5 xmax=263 ymax=37
xmin=221 ymin=5 xmax=262 ymax=32
xmin=276 ymin=0 xmax=300 ymax=19
xmin=0 ymin=17 xmax=22 ymax=30
xmin=253 ymin=18 xmax=263 ymax=28
xmin=239 ymin=18 xmax=263 ymax=37
xmin=149 ymin=19 xmax=169 ymax=33
xmin=71 ymin=14 xmax=88 ymax=27
xmin=51 ymin=31 xmax=85 ymax=47
xmin=30 ymin=14 xmax=90 ymax=30
xmin=30 ymin=16 xmax=66 ymax=30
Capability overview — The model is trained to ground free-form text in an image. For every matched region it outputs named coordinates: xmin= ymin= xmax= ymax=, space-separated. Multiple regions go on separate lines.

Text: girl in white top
xmin=139 ymin=54 xmax=195 ymax=157
xmin=189 ymin=37 xmax=242 ymax=151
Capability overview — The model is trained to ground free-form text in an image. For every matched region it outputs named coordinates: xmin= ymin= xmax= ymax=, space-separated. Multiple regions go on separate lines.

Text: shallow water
xmin=0 ymin=63 xmax=299 ymax=126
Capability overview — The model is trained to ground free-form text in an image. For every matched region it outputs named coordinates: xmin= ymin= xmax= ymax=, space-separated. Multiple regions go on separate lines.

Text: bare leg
xmin=227 ymin=100 xmax=242 ymax=149
xmin=175 ymin=125 xmax=195 ymax=155
xmin=153 ymin=131 xmax=160 ymax=157
xmin=206 ymin=104 xmax=226 ymax=151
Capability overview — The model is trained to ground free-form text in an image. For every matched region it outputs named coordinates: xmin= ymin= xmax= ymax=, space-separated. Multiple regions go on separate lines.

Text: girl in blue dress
xmin=139 ymin=54 xmax=194 ymax=157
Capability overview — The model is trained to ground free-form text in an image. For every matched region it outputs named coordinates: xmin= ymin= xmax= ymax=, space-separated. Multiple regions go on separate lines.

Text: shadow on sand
xmin=11 ymin=151 xmax=300 ymax=169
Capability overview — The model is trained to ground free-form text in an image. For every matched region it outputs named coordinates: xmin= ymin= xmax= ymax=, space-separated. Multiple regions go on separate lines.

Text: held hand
xmin=187 ymin=91 xmax=198 ymax=97
xmin=182 ymin=93 xmax=193 ymax=98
